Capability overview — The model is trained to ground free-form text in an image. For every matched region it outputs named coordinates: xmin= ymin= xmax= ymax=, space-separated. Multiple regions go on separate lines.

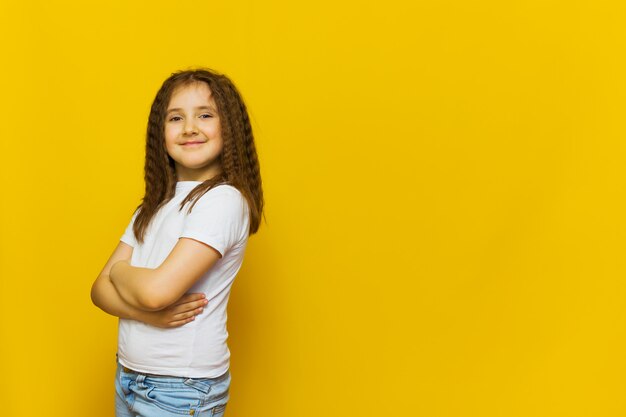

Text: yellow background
xmin=1 ymin=0 xmax=625 ymax=416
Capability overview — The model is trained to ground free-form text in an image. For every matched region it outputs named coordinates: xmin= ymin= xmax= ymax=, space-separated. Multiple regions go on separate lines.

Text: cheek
xmin=206 ymin=124 xmax=221 ymax=137
xmin=213 ymin=135 xmax=224 ymax=153
xmin=164 ymin=125 xmax=176 ymax=139
xmin=164 ymin=127 xmax=179 ymax=147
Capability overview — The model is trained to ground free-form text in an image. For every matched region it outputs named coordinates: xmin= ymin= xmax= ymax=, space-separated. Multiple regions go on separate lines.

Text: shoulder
xmin=203 ymin=184 xmax=246 ymax=201
xmin=192 ymin=184 xmax=249 ymax=214
xmin=208 ymin=184 xmax=245 ymax=198
xmin=181 ymin=184 xmax=251 ymax=246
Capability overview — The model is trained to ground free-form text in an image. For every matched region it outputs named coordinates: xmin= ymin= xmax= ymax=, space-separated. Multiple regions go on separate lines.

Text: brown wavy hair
xmin=130 ymin=67 xmax=264 ymax=245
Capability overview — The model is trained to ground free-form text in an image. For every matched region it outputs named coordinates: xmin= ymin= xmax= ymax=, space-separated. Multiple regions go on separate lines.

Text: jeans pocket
xmin=115 ymin=368 xmax=132 ymax=396
xmin=204 ymin=372 xmax=231 ymax=403
xmin=197 ymin=378 xmax=229 ymax=416
xmin=145 ymin=384 xmax=204 ymax=414
xmin=211 ymin=403 xmax=227 ymax=416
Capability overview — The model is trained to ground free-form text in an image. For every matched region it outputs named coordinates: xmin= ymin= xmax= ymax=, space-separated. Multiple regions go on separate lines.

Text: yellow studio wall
xmin=1 ymin=0 xmax=626 ymax=416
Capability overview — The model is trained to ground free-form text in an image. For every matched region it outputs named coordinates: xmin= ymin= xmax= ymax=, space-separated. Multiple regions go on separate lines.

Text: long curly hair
xmin=130 ymin=67 xmax=264 ymax=245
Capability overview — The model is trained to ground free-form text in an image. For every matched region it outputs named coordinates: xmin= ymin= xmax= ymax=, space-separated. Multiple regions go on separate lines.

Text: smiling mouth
xmin=181 ymin=141 xmax=205 ymax=146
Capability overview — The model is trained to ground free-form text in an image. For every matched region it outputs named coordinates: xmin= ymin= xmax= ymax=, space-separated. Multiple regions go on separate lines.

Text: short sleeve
xmin=179 ymin=186 xmax=250 ymax=257
xmin=120 ymin=210 xmax=139 ymax=248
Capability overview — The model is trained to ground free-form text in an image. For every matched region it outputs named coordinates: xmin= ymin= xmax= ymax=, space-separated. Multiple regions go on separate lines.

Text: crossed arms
xmin=91 ymin=237 xmax=222 ymax=327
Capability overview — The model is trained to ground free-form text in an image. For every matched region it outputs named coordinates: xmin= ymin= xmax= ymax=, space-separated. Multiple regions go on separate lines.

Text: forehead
xmin=168 ymin=82 xmax=216 ymax=107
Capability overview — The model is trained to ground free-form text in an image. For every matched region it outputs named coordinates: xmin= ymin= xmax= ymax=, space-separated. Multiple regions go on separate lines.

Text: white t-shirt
xmin=116 ymin=181 xmax=250 ymax=378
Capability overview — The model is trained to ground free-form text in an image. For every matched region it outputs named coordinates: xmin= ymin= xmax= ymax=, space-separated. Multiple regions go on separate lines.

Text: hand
xmin=135 ymin=293 xmax=208 ymax=328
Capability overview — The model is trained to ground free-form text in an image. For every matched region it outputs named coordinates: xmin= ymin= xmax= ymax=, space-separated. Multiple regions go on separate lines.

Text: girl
xmin=91 ymin=67 xmax=263 ymax=417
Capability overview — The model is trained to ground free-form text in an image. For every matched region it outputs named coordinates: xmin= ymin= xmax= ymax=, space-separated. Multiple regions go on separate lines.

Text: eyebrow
xmin=166 ymin=106 xmax=216 ymax=114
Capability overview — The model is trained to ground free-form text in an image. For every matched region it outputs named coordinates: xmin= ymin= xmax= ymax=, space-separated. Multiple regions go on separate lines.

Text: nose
xmin=183 ymin=118 xmax=198 ymax=135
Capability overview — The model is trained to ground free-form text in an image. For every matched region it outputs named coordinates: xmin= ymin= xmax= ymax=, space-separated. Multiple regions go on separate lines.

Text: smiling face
xmin=164 ymin=81 xmax=224 ymax=182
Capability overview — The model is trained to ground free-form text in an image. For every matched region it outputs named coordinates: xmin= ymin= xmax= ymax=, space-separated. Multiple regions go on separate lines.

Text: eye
xmin=199 ymin=113 xmax=213 ymax=119
xmin=168 ymin=116 xmax=182 ymax=122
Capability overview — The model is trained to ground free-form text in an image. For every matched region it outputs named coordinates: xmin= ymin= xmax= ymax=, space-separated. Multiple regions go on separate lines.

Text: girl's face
xmin=164 ymin=82 xmax=224 ymax=182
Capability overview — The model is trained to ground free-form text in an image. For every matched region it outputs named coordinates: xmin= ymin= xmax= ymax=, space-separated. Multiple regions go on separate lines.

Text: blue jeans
xmin=114 ymin=358 xmax=230 ymax=416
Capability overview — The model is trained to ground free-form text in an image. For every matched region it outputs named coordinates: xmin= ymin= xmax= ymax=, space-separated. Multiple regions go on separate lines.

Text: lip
xmin=181 ymin=141 xmax=205 ymax=146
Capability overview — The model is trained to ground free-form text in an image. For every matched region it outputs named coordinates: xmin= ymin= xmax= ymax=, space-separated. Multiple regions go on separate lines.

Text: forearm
xmin=91 ymin=274 xmax=153 ymax=320
xmin=109 ymin=260 xmax=167 ymax=311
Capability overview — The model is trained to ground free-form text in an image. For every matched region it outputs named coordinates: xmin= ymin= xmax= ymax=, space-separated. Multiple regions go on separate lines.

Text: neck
xmin=175 ymin=165 xmax=223 ymax=182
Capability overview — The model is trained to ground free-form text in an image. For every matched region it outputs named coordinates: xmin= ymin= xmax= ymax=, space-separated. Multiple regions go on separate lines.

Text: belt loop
xmin=184 ymin=378 xmax=211 ymax=394
xmin=136 ymin=373 xmax=147 ymax=387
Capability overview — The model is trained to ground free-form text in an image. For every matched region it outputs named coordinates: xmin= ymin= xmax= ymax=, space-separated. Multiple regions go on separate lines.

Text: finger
xmin=174 ymin=293 xmax=206 ymax=306
xmin=172 ymin=298 xmax=208 ymax=314
xmin=175 ymin=293 xmax=205 ymax=304
xmin=168 ymin=316 xmax=196 ymax=328
xmin=173 ymin=307 xmax=204 ymax=321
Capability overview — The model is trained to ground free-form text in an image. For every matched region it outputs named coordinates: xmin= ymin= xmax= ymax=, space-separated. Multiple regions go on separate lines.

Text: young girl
xmin=91 ymin=68 xmax=263 ymax=417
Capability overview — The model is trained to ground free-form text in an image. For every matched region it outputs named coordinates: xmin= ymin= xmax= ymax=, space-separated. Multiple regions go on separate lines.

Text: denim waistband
xmin=115 ymin=354 xmax=230 ymax=384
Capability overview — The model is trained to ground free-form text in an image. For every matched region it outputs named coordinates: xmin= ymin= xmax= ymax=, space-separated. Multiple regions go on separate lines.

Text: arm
xmin=110 ymin=237 xmax=222 ymax=311
xmin=91 ymin=241 xmax=209 ymax=327
xmin=91 ymin=240 xmax=148 ymax=319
